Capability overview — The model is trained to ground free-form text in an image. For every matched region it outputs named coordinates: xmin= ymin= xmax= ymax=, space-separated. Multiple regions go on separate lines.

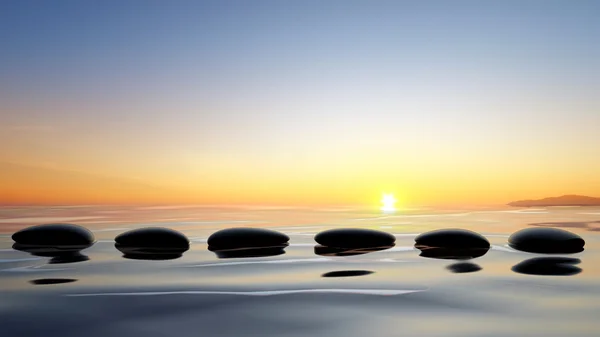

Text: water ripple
xmin=66 ymin=288 xmax=426 ymax=297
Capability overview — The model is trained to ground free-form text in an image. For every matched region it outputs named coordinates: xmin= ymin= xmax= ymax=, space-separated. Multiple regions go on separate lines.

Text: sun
xmin=381 ymin=193 xmax=397 ymax=213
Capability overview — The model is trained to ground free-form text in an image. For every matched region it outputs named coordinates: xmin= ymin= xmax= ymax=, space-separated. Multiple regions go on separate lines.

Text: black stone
xmin=414 ymin=228 xmax=490 ymax=249
xmin=314 ymin=245 xmax=393 ymax=257
xmin=314 ymin=228 xmax=395 ymax=249
xmin=512 ymin=257 xmax=582 ymax=276
xmin=508 ymin=228 xmax=585 ymax=254
xmin=447 ymin=262 xmax=482 ymax=273
xmin=321 ymin=270 xmax=374 ymax=278
xmin=207 ymin=228 xmax=289 ymax=250
xmin=115 ymin=227 xmax=190 ymax=254
xmin=12 ymin=223 xmax=95 ymax=248
xmin=209 ymin=245 xmax=287 ymax=259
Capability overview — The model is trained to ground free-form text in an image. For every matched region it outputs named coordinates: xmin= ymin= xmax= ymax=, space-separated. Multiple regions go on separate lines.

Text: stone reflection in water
xmin=115 ymin=246 xmax=186 ymax=261
xmin=416 ymin=247 xmax=489 ymax=260
xmin=49 ymin=252 xmax=89 ymax=264
xmin=512 ymin=257 xmax=582 ymax=276
xmin=446 ymin=262 xmax=482 ymax=273
xmin=13 ymin=243 xmax=92 ymax=264
xmin=30 ymin=278 xmax=78 ymax=285
xmin=314 ymin=245 xmax=394 ymax=257
xmin=321 ymin=270 xmax=374 ymax=278
xmin=208 ymin=245 xmax=287 ymax=259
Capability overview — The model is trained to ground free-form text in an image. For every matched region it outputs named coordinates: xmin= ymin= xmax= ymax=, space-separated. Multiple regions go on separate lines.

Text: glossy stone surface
xmin=207 ymin=228 xmax=289 ymax=249
xmin=508 ymin=227 xmax=585 ymax=254
xmin=115 ymin=227 xmax=190 ymax=251
xmin=314 ymin=228 xmax=395 ymax=248
xmin=12 ymin=223 xmax=95 ymax=248
xmin=414 ymin=228 xmax=490 ymax=249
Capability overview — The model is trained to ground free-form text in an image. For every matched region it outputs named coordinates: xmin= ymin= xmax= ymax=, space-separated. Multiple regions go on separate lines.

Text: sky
xmin=1 ymin=0 xmax=599 ymax=207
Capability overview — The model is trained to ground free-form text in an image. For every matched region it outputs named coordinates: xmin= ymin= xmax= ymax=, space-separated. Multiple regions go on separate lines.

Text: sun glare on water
xmin=381 ymin=193 xmax=397 ymax=213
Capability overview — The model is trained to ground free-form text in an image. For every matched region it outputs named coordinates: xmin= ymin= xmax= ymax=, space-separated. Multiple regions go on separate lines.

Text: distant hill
xmin=508 ymin=195 xmax=600 ymax=207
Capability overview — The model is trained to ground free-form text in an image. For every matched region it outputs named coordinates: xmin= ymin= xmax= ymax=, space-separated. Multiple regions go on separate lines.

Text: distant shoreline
xmin=508 ymin=195 xmax=600 ymax=207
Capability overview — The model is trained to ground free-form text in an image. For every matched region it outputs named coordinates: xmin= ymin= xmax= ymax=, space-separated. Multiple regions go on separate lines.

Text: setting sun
xmin=381 ymin=194 xmax=397 ymax=213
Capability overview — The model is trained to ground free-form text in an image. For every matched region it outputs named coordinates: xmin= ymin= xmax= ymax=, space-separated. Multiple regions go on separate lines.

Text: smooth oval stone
xmin=12 ymin=223 xmax=95 ymax=248
xmin=508 ymin=228 xmax=585 ymax=254
xmin=207 ymin=228 xmax=289 ymax=249
xmin=115 ymin=227 xmax=189 ymax=252
xmin=314 ymin=228 xmax=395 ymax=248
xmin=415 ymin=228 xmax=490 ymax=249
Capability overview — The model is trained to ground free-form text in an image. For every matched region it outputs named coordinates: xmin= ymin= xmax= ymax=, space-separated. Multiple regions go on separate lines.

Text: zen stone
xmin=12 ymin=223 xmax=95 ymax=248
xmin=508 ymin=227 xmax=585 ymax=254
xmin=314 ymin=228 xmax=395 ymax=249
xmin=207 ymin=228 xmax=289 ymax=250
xmin=115 ymin=227 xmax=190 ymax=253
xmin=415 ymin=228 xmax=490 ymax=249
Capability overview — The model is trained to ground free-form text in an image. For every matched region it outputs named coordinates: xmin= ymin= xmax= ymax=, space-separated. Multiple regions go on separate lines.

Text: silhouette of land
xmin=508 ymin=195 xmax=600 ymax=207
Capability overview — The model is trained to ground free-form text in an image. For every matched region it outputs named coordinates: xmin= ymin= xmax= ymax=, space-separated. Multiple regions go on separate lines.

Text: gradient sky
xmin=1 ymin=0 xmax=599 ymax=207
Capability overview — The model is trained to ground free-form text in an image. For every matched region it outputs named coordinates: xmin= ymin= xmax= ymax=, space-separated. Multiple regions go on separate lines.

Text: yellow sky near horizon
xmin=1 ymin=153 xmax=599 ymax=208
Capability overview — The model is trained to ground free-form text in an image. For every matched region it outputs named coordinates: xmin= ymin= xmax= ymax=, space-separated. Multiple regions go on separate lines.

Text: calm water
xmin=2 ymin=205 xmax=600 ymax=337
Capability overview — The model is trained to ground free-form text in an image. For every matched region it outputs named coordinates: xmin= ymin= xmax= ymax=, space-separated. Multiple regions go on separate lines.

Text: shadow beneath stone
xmin=116 ymin=244 xmax=187 ymax=261
xmin=30 ymin=278 xmax=78 ymax=285
xmin=208 ymin=245 xmax=287 ymax=259
xmin=321 ymin=270 xmax=374 ymax=278
xmin=314 ymin=245 xmax=394 ymax=257
xmin=447 ymin=262 xmax=482 ymax=273
xmin=416 ymin=246 xmax=489 ymax=260
xmin=49 ymin=252 xmax=90 ymax=264
xmin=512 ymin=257 xmax=582 ymax=276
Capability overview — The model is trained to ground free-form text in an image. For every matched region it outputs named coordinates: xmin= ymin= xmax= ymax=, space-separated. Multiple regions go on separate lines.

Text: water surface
xmin=2 ymin=205 xmax=600 ymax=337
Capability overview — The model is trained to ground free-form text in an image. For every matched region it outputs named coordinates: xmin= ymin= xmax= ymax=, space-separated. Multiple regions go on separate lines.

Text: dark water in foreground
xmin=2 ymin=205 xmax=600 ymax=337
